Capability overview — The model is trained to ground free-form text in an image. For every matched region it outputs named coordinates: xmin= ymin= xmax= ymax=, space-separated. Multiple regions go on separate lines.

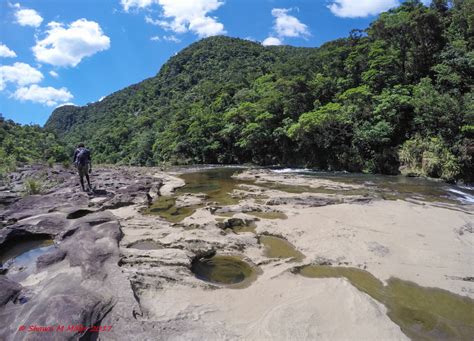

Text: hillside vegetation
xmin=45 ymin=0 xmax=473 ymax=182
xmin=0 ymin=115 xmax=68 ymax=177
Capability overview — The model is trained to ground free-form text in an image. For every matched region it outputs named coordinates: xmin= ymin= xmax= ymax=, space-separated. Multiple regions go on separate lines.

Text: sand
xmin=112 ymin=169 xmax=473 ymax=340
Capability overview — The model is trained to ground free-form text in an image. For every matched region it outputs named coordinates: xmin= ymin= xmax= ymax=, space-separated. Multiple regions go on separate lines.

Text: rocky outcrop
xmin=3 ymin=166 xmax=469 ymax=340
xmin=0 ymin=165 xmax=162 ymax=340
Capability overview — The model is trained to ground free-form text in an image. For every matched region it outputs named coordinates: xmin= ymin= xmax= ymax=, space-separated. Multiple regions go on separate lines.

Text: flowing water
xmin=146 ymin=166 xmax=472 ymax=222
xmin=271 ymin=168 xmax=474 ymax=205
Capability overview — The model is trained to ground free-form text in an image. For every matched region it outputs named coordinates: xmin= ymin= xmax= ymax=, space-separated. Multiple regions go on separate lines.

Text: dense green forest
xmin=0 ymin=115 xmax=68 ymax=177
xmin=44 ymin=0 xmax=473 ymax=182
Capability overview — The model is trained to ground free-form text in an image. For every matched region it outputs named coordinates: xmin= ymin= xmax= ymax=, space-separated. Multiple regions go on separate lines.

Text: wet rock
xmin=343 ymin=196 xmax=373 ymax=204
xmin=0 ymin=165 xmax=165 ymax=341
xmin=100 ymin=181 xmax=155 ymax=209
xmin=175 ymin=194 xmax=205 ymax=207
xmin=216 ymin=218 xmax=255 ymax=230
xmin=0 ymin=277 xmax=22 ymax=305
xmin=62 ymin=220 xmax=122 ymax=279
xmin=0 ymin=230 xmax=53 ymax=251
xmin=5 ymin=192 xmax=88 ymax=221
xmin=1 ymin=274 xmax=114 ymax=339
xmin=19 ymin=212 xmax=70 ymax=233
xmin=36 ymin=249 xmax=67 ymax=269
xmin=0 ymin=191 xmax=21 ymax=207
xmin=265 ymin=196 xmax=338 ymax=207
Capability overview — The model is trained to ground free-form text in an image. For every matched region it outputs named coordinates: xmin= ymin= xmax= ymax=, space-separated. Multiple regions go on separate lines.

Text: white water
xmin=447 ymin=188 xmax=474 ymax=204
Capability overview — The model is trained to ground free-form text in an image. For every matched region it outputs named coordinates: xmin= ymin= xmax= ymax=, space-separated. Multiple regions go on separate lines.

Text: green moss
xmin=299 ymin=265 xmax=474 ymax=340
xmin=215 ymin=211 xmax=236 ymax=217
xmin=260 ymin=235 xmax=305 ymax=262
xmin=144 ymin=196 xmax=199 ymax=223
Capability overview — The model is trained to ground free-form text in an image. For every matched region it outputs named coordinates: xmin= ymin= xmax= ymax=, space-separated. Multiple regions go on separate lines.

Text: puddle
xmin=191 ymin=255 xmax=258 ymax=288
xmin=0 ymin=236 xmax=55 ymax=282
xmin=146 ymin=168 xmax=254 ymax=222
xmin=298 ymin=265 xmax=474 ymax=340
xmin=145 ymin=196 xmax=197 ymax=223
xmin=177 ymin=168 xmax=254 ymax=206
xmin=232 ymin=224 xmax=256 ymax=234
xmin=260 ymin=235 xmax=305 ymax=262
xmin=127 ymin=240 xmax=162 ymax=250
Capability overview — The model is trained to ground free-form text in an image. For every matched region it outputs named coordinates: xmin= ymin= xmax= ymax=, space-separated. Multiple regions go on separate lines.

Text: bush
xmin=23 ymin=178 xmax=43 ymax=195
xmin=399 ymin=136 xmax=461 ymax=181
xmin=62 ymin=159 xmax=71 ymax=169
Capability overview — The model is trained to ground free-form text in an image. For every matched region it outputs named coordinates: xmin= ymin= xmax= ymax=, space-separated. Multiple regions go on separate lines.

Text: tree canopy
xmin=44 ymin=0 xmax=474 ymax=182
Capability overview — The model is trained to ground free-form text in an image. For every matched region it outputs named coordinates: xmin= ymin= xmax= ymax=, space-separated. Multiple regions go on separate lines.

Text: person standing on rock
xmin=73 ymin=143 xmax=92 ymax=192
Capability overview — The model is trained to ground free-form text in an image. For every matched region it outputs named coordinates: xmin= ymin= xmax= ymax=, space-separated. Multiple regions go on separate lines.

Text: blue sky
xmin=0 ymin=0 xmax=430 ymax=126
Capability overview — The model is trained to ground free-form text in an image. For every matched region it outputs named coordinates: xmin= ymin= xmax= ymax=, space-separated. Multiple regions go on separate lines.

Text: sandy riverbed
xmin=112 ymin=168 xmax=473 ymax=340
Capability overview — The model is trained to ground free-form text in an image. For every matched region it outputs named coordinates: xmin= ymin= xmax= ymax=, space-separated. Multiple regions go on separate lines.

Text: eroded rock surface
xmin=0 ymin=165 xmax=162 ymax=340
xmin=1 ymin=166 xmax=472 ymax=340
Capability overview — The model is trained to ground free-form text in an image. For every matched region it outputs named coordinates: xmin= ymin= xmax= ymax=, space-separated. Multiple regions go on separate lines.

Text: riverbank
xmin=0 ymin=165 xmax=472 ymax=340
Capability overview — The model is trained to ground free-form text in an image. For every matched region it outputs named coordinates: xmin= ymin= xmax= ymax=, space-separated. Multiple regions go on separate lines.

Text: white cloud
xmin=13 ymin=84 xmax=73 ymax=106
xmin=150 ymin=35 xmax=161 ymax=41
xmin=262 ymin=37 xmax=282 ymax=46
xmin=271 ymin=8 xmax=309 ymax=38
xmin=121 ymin=0 xmax=154 ymax=12
xmin=14 ymin=5 xmax=43 ymax=27
xmin=49 ymin=70 xmax=59 ymax=78
xmin=0 ymin=43 xmax=17 ymax=58
xmin=145 ymin=16 xmax=160 ymax=25
xmin=0 ymin=62 xmax=43 ymax=91
xmin=32 ymin=19 xmax=111 ymax=67
xmin=163 ymin=35 xmax=181 ymax=43
xmin=98 ymin=96 xmax=106 ymax=101
xmin=263 ymin=8 xmax=308 ymax=46
xmin=328 ymin=0 xmax=399 ymax=18
xmin=141 ymin=0 xmax=226 ymax=38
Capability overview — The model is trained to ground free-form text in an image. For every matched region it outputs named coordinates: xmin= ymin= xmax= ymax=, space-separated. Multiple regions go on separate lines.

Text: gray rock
xmin=0 ymin=277 xmax=22 ymax=305
xmin=0 ymin=165 xmax=164 ymax=341
xmin=36 ymin=249 xmax=67 ymax=269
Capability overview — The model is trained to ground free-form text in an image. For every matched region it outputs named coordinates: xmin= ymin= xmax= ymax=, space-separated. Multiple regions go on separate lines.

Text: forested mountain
xmin=45 ymin=0 xmax=473 ymax=182
xmin=0 ymin=115 xmax=68 ymax=177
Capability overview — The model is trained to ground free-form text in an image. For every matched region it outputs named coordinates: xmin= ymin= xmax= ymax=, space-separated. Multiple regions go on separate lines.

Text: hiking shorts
xmin=77 ymin=163 xmax=89 ymax=177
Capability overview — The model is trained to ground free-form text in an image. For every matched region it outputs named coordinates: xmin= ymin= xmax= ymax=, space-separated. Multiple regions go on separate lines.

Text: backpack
xmin=76 ymin=147 xmax=90 ymax=166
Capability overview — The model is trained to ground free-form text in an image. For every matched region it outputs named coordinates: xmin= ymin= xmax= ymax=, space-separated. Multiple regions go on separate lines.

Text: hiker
xmin=73 ymin=143 xmax=92 ymax=191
